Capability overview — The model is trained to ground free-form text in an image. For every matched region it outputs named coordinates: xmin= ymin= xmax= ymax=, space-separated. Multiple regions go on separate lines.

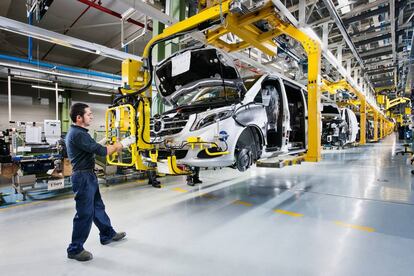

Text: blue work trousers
xmin=67 ymin=171 xmax=116 ymax=255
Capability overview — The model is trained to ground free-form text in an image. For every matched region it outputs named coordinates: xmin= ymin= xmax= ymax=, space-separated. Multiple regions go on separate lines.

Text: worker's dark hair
xmin=70 ymin=103 xmax=89 ymax=123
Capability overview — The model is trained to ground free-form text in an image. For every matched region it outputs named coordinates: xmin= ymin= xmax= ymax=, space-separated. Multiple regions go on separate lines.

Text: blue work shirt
xmin=66 ymin=125 xmax=107 ymax=171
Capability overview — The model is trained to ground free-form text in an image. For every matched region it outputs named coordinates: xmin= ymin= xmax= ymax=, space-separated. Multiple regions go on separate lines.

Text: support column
xmin=346 ymin=59 xmax=352 ymax=75
xmin=55 ymin=82 xmax=59 ymax=120
xmin=304 ymin=48 xmax=321 ymax=162
xmin=353 ymin=69 xmax=359 ymax=85
xmin=337 ymin=44 xmax=342 ymax=65
xmin=379 ymin=117 xmax=384 ymax=139
xmin=152 ymin=19 xmax=165 ymax=115
xmin=153 ymin=0 xmax=186 ymax=115
xmin=299 ymin=0 xmax=306 ymax=27
xmin=7 ymin=74 xmax=11 ymax=122
xmin=165 ymin=0 xmax=186 ymax=57
xmin=373 ymin=111 xmax=379 ymax=142
xmin=28 ymin=12 xmax=33 ymax=61
xmin=322 ymin=23 xmax=329 ymax=51
xmin=60 ymin=92 xmax=70 ymax=133
xmin=360 ymin=98 xmax=367 ymax=144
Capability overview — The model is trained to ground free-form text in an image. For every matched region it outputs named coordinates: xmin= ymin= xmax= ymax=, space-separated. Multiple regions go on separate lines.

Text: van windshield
xmin=175 ymin=85 xmax=242 ymax=106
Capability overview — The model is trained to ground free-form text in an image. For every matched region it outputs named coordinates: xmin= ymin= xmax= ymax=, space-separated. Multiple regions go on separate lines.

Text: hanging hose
xmin=113 ymin=28 xmax=202 ymax=105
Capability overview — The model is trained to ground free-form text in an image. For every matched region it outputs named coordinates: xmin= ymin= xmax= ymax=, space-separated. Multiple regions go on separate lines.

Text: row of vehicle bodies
xmin=321 ymin=103 xmax=359 ymax=147
xmin=150 ymin=46 xmax=307 ymax=172
xmin=149 ymin=46 xmax=373 ymax=173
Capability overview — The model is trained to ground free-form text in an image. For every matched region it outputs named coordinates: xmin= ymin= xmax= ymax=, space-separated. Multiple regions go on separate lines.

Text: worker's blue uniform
xmin=66 ymin=125 xmax=116 ymax=255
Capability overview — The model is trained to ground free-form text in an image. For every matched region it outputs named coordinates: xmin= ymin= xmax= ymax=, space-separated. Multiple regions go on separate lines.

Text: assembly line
xmin=0 ymin=0 xmax=413 ymax=275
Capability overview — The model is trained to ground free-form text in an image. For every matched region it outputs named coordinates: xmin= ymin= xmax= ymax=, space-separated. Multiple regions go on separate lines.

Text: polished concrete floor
xmin=1 ymin=134 xmax=414 ymax=276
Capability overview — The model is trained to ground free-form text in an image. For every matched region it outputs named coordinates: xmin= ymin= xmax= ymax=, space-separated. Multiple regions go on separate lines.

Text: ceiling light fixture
xmin=14 ymin=75 xmax=53 ymax=83
xmin=88 ymin=92 xmax=112 ymax=97
xmin=31 ymin=85 xmax=64 ymax=91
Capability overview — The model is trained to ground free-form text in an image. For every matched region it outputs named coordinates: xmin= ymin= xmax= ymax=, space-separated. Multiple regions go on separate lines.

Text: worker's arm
xmin=75 ymin=132 xmax=135 ymax=157
xmin=106 ymin=135 xmax=136 ymax=155
xmin=106 ymin=142 xmax=122 ymax=155
xmin=99 ymin=137 xmax=122 ymax=155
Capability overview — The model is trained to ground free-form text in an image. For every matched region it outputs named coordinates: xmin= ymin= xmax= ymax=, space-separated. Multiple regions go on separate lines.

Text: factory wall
xmin=0 ymin=81 xmax=111 ymax=132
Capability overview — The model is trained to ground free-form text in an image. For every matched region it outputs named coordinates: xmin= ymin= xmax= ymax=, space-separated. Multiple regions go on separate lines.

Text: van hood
xmin=154 ymin=46 xmax=243 ymax=106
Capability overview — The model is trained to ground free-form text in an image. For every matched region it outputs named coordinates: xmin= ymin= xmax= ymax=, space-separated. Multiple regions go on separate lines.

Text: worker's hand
xmin=98 ymin=137 xmax=108 ymax=145
xmin=120 ymin=135 xmax=136 ymax=148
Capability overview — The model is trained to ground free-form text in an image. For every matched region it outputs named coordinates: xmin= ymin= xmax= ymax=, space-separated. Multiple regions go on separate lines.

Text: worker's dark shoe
xmin=67 ymin=250 xmax=93 ymax=262
xmin=152 ymin=183 xmax=162 ymax=188
xmin=149 ymin=179 xmax=161 ymax=188
xmin=186 ymin=176 xmax=195 ymax=186
xmin=101 ymin=232 xmax=126 ymax=245
xmin=193 ymin=177 xmax=203 ymax=184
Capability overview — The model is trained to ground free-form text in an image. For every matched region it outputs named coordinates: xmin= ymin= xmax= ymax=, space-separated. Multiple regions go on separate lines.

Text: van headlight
xmin=191 ymin=110 xmax=233 ymax=131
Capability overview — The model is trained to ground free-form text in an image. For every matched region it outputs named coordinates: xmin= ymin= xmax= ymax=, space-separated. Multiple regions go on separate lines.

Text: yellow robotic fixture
xmin=386 ymin=97 xmax=411 ymax=110
xmin=105 ymin=0 xmax=323 ymax=177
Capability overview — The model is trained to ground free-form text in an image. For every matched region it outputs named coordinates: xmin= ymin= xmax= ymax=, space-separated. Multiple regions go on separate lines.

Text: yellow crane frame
xmin=108 ymin=0 xmax=324 ymax=174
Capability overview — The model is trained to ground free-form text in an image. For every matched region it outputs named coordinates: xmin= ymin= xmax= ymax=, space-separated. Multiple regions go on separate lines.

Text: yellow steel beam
xmin=360 ymin=98 xmax=367 ymax=144
xmin=224 ymin=14 xmax=278 ymax=56
xmin=375 ymin=85 xmax=395 ymax=93
xmin=373 ymin=111 xmax=379 ymax=142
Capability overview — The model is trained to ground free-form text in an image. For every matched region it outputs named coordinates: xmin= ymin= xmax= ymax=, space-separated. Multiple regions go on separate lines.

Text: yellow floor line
xmin=172 ymin=187 xmax=188 ymax=193
xmin=334 ymin=221 xmax=376 ymax=233
xmin=233 ymin=200 xmax=253 ymax=207
xmin=274 ymin=209 xmax=304 ymax=217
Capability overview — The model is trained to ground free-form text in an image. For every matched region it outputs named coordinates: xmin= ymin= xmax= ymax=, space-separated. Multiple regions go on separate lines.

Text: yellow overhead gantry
xmin=321 ymin=79 xmax=394 ymax=143
xmin=377 ymin=95 xmax=411 ymax=125
xmin=106 ymin=0 xmax=323 ymax=175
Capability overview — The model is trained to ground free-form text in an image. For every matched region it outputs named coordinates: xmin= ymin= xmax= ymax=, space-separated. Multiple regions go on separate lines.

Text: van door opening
xmin=284 ymin=81 xmax=306 ymax=150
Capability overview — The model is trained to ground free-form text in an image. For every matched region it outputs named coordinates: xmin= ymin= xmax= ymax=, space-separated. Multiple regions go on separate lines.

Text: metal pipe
xmin=0 ymin=53 xmax=121 ymax=80
xmin=77 ymin=0 xmax=153 ymax=31
xmin=55 ymin=82 xmax=59 ymax=120
xmin=0 ymin=61 xmax=120 ymax=86
xmin=8 ymin=74 xmax=11 ymax=122
xmin=0 ymin=16 xmax=142 ymax=62
xmin=28 ymin=12 xmax=33 ymax=61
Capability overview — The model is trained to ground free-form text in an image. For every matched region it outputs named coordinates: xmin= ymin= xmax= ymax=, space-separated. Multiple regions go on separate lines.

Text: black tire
xmin=234 ymin=128 xmax=261 ymax=172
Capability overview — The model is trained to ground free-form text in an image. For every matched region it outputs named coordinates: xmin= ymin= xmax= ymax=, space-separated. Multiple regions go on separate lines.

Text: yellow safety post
xmin=360 ymin=98 xmax=367 ymax=145
xmin=377 ymin=95 xmax=386 ymax=105
xmin=373 ymin=111 xmax=379 ymax=142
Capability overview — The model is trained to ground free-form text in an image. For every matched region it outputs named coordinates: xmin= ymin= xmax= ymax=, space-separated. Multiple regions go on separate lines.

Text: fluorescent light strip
xmin=88 ymin=92 xmax=112 ymax=97
xmin=14 ymin=75 xmax=53 ymax=83
xmin=31 ymin=85 xmax=64 ymax=91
